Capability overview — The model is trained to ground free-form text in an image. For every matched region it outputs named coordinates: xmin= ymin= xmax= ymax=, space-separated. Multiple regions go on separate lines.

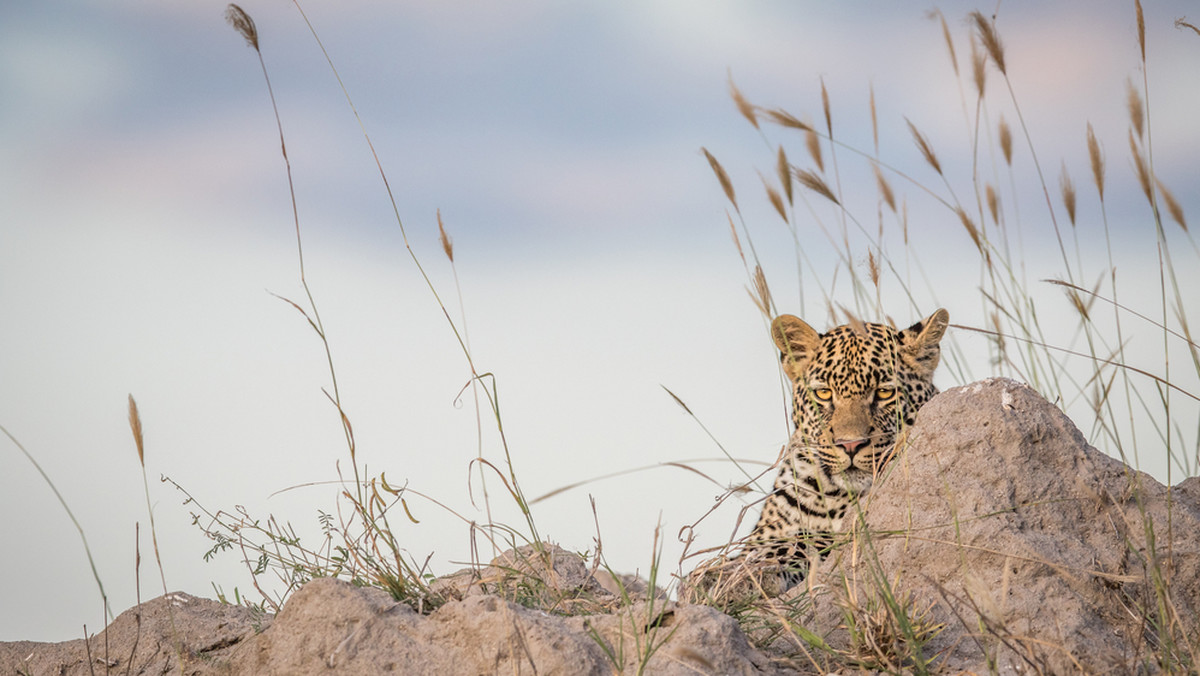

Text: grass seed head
xmin=750 ymin=265 xmax=772 ymax=317
xmin=1129 ymin=129 xmax=1153 ymax=203
xmin=437 ymin=209 xmax=454 ymax=262
xmin=1059 ymin=163 xmax=1077 ymax=226
xmin=998 ymin=116 xmax=1013 ymax=166
xmin=873 ymin=164 xmax=896 ymax=213
xmin=869 ymin=83 xmax=879 ymax=156
xmin=794 ymin=168 xmax=839 ymax=205
xmin=905 ymin=119 xmax=942 ymax=175
xmin=729 ymin=75 xmax=759 ymax=130
xmin=1157 ymin=179 xmax=1188 ymax=231
xmin=761 ymin=174 xmax=788 ymax=222
xmin=931 ymin=9 xmax=959 ymax=76
xmin=971 ymin=37 xmax=987 ymax=99
xmin=957 ymin=206 xmax=983 ymax=252
xmin=1086 ymin=122 xmax=1106 ymax=201
xmin=764 ymin=109 xmax=813 ymax=132
xmin=806 ymin=128 xmax=824 ymax=173
xmin=128 ymin=394 xmax=145 ymax=466
xmin=776 ymin=145 xmax=793 ymax=205
xmin=1126 ymin=79 xmax=1145 ymax=140
xmin=702 ymin=147 xmax=738 ymax=211
xmin=820 ymin=77 xmax=832 ymax=136
xmin=986 ymin=183 xmax=1000 ymax=225
xmin=225 ymin=4 xmax=260 ymax=52
xmin=971 ymin=11 xmax=1006 ymax=75
xmin=1135 ymin=0 xmax=1146 ymax=62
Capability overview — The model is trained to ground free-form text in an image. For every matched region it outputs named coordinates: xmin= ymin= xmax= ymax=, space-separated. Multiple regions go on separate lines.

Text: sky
xmin=2 ymin=1 xmax=1198 ymax=642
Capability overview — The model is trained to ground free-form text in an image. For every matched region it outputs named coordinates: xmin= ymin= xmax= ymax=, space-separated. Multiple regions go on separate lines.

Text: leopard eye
xmin=813 ymin=388 xmax=833 ymax=402
xmin=875 ymin=387 xmax=896 ymax=402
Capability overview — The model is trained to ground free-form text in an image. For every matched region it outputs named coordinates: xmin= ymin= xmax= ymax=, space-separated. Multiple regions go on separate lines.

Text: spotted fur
xmin=746 ymin=309 xmax=949 ymax=589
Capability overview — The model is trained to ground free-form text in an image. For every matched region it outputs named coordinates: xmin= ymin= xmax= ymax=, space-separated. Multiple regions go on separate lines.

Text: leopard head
xmin=770 ymin=309 xmax=949 ymax=490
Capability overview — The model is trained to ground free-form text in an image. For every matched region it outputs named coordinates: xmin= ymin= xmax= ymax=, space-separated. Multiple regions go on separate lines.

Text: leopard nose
xmin=835 ymin=438 xmax=871 ymax=460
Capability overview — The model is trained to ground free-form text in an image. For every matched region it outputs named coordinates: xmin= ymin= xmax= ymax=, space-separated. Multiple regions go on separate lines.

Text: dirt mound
xmin=1 ymin=546 xmax=784 ymax=675
xmin=4 ymin=379 xmax=1197 ymax=674
xmin=807 ymin=377 xmax=1200 ymax=673
xmin=0 ymin=589 xmax=262 ymax=675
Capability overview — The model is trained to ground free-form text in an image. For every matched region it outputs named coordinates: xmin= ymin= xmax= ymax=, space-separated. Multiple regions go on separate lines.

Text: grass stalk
xmin=1 ymin=423 xmax=113 ymax=624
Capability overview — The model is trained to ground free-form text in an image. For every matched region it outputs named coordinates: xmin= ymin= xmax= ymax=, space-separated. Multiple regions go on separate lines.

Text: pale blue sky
xmin=2 ymin=0 xmax=1197 ymax=641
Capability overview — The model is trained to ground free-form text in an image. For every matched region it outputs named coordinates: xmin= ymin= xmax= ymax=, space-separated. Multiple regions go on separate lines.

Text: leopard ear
xmin=899 ymin=308 xmax=949 ymax=375
xmin=771 ymin=314 xmax=821 ymax=381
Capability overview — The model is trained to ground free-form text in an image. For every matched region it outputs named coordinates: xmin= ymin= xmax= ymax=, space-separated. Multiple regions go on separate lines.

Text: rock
xmin=807 ymin=378 xmax=1200 ymax=673
xmin=229 ymin=577 xmax=614 ymax=675
xmin=0 ymin=590 xmax=263 ymax=675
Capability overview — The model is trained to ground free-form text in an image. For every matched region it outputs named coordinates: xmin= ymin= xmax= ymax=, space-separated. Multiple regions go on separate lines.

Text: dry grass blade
xmin=970 ymin=37 xmax=987 ymax=99
xmin=764 ymin=108 xmax=813 ymax=132
xmin=224 ymin=4 xmax=259 ymax=52
xmin=1126 ymin=79 xmax=1145 ymax=140
xmin=776 ymin=146 xmax=793 ymax=205
xmin=970 ymin=11 xmax=1006 ymax=75
xmin=867 ymin=250 xmax=880 ymax=288
xmin=1157 ymin=179 xmax=1188 ymax=231
xmin=437 ymin=209 xmax=454 ymax=262
xmin=128 ymin=394 xmax=145 ymax=466
xmin=998 ymin=116 xmax=1013 ymax=166
xmin=905 ymin=118 xmax=942 ymax=175
xmin=729 ymin=75 xmax=759 ymax=130
xmin=1129 ymin=129 xmax=1153 ymax=203
xmin=820 ymin=77 xmax=832 ymax=136
xmin=1059 ymin=163 xmax=1077 ymax=226
xmin=794 ymin=168 xmax=840 ymax=205
xmin=701 ymin=147 xmax=738 ymax=211
xmin=986 ymin=183 xmax=1000 ymax=225
xmin=806 ymin=128 xmax=824 ymax=173
xmin=1086 ymin=122 xmax=1105 ymax=201
xmin=956 ymin=206 xmax=983 ymax=252
xmin=1178 ymin=18 xmax=1200 ymax=37
xmin=873 ymin=164 xmax=896 ymax=213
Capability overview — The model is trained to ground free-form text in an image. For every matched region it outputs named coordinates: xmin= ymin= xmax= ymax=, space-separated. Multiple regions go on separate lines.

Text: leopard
xmin=686 ymin=308 xmax=949 ymax=600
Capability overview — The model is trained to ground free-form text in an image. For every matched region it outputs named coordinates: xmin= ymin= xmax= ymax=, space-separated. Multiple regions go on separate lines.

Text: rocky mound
xmin=1 ymin=547 xmax=782 ymax=675
xmin=807 ymin=377 xmax=1200 ymax=673
xmin=3 ymin=378 xmax=1197 ymax=674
